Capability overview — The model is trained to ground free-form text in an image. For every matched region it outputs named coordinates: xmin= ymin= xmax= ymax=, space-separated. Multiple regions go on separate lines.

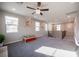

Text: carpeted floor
xmin=7 ymin=36 xmax=78 ymax=57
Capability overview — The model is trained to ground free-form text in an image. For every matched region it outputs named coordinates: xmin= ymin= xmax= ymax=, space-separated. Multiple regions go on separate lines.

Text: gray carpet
xmin=7 ymin=36 xmax=77 ymax=57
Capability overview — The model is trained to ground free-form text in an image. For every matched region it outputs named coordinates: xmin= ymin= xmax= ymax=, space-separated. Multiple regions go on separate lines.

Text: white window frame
xmin=48 ymin=23 xmax=52 ymax=31
xmin=35 ymin=21 xmax=40 ymax=31
xmin=5 ymin=16 xmax=18 ymax=33
xmin=45 ymin=23 xmax=48 ymax=31
xmin=56 ymin=24 xmax=61 ymax=31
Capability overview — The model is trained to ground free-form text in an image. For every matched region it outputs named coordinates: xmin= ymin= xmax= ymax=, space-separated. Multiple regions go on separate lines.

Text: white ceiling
xmin=0 ymin=2 xmax=79 ymax=23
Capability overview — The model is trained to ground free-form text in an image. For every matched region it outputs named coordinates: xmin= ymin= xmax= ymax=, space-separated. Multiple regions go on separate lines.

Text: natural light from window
xmin=48 ymin=23 xmax=52 ymax=31
xmin=35 ymin=21 xmax=40 ymax=31
xmin=35 ymin=46 xmax=77 ymax=57
xmin=35 ymin=46 xmax=56 ymax=56
xmin=56 ymin=24 xmax=61 ymax=31
xmin=5 ymin=16 xmax=18 ymax=33
xmin=45 ymin=24 xmax=48 ymax=31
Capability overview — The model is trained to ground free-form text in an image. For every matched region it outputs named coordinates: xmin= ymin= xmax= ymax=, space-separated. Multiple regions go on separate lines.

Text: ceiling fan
xmin=27 ymin=2 xmax=49 ymax=16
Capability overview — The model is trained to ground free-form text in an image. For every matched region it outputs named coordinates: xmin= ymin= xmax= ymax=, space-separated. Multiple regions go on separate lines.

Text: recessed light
xmin=67 ymin=15 xmax=71 ymax=18
xmin=12 ymin=8 xmax=16 ymax=11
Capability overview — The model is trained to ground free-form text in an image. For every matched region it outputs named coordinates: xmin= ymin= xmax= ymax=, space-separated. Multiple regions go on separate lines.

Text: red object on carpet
xmin=23 ymin=37 xmax=36 ymax=42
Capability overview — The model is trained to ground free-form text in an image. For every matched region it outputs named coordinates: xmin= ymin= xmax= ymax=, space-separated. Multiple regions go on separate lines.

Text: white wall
xmin=48 ymin=22 xmax=74 ymax=38
xmin=61 ymin=22 xmax=74 ymax=37
xmin=0 ymin=11 xmax=47 ymax=44
xmin=74 ymin=16 xmax=79 ymax=46
xmin=0 ymin=11 xmax=2 ymax=32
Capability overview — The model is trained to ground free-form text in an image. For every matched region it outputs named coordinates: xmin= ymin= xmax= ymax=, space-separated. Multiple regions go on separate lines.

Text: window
xmin=48 ymin=23 xmax=52 ymax=31
xmin=56 ymin=24 xmax=61 ymax=31
xmin=5 ymin=16 xmax=18 ymax=33
xmin=45 ymin=24 xmax=48 ymax=31
xmin=35 ymin=21 xmax=40 ymax=31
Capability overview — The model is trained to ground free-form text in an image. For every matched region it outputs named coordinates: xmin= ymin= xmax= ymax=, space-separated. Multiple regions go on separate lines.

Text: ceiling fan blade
xmin=27 ymin=6 xmax=36 ymax=10
xmin=37 ymin=2 xmax=41 ymax=7
xmin=32 ymin=12 xmax=35 ymax=14
xmin=40 ymin=9 xmax=49 ymax=11
xmin=40 ymin=12 xmax=43 ymax=15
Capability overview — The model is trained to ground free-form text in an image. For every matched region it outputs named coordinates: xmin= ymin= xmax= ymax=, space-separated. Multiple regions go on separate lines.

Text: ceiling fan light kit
xmin=36 ymin=9 xmax=40 ymax=14
xmin=27 ymin=2 xmax=49 ymax=16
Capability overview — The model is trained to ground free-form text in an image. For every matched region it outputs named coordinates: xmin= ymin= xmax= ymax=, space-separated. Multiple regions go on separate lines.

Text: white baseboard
xmin=4 ymin=40 xmax=21 ymax=45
